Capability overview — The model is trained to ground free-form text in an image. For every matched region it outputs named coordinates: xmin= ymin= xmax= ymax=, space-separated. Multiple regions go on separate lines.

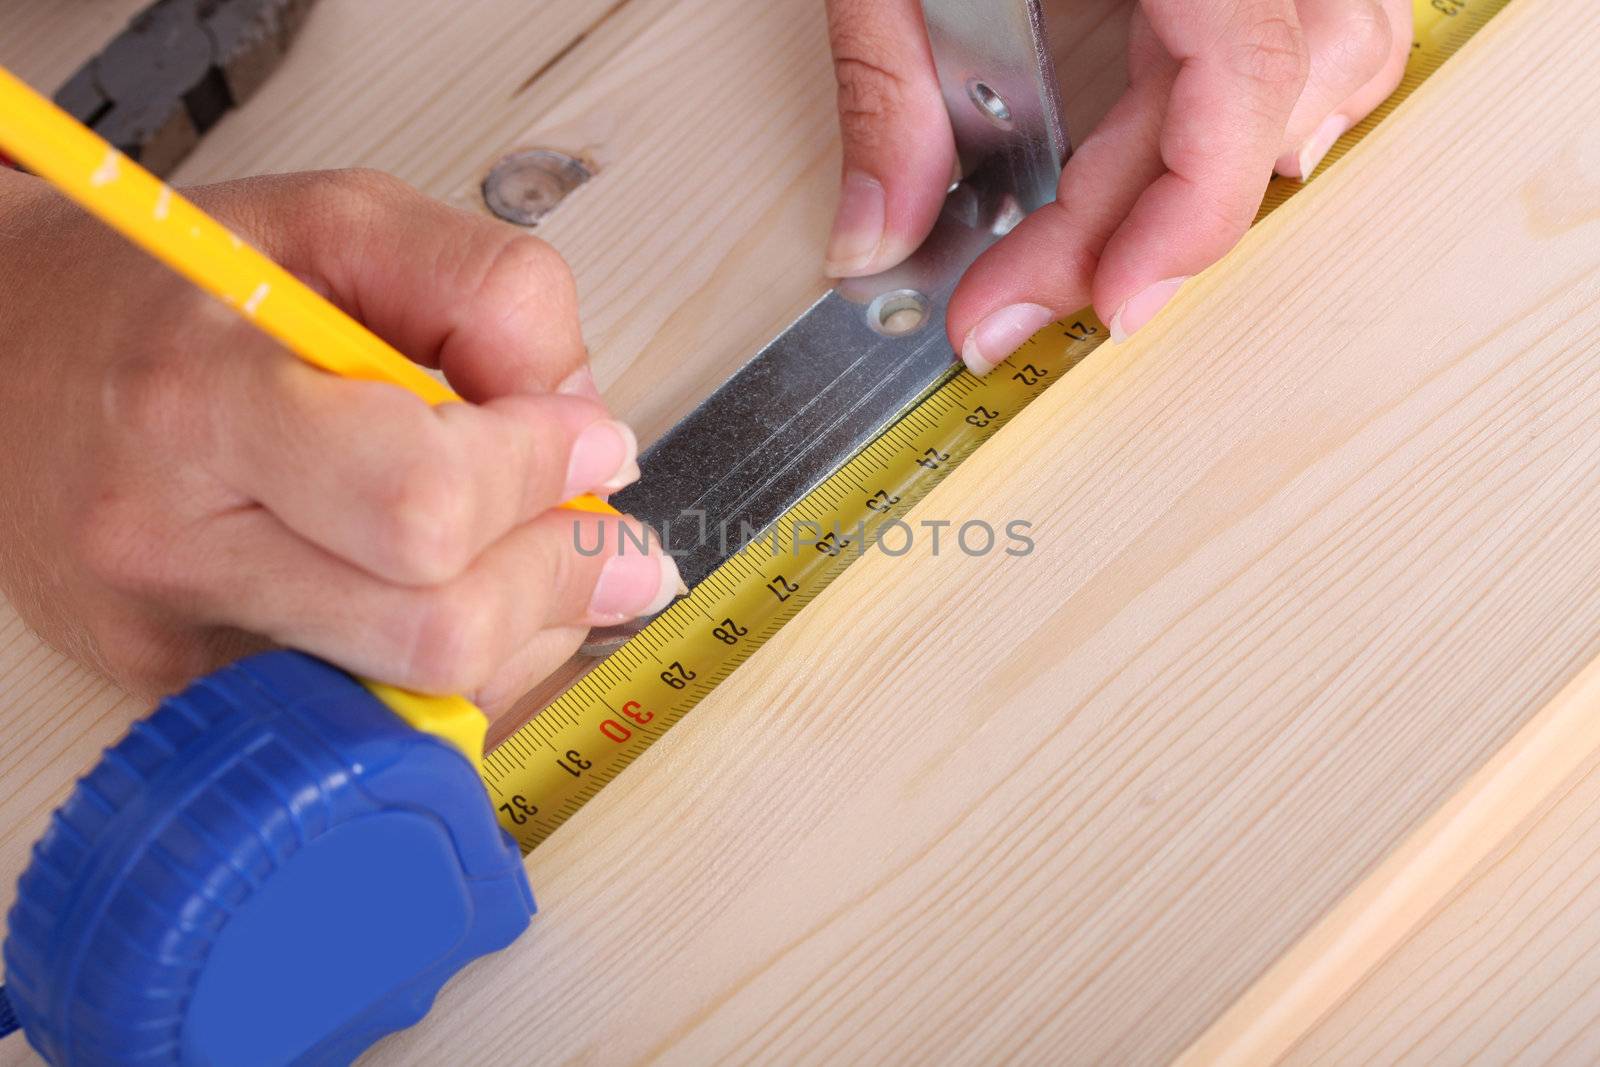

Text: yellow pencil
xmin=0 ymin=63 xmax=622 ymax=759
xmin=0 ymin=63 xmax=615 ymax=517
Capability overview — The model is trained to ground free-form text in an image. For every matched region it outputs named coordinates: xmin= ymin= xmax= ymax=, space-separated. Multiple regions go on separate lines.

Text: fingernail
xmin=960 ymin=303 xmax=1054 ymax=376
xmin=588 ymin=549 xmax=684 ymax=622
xmin=566 ymin=420 xmax=639 ymax=497
xmin=1108 ymin=276 xmax=1189 ymax=344
xmin=1297 ymin=114 xmax=1351 ymax=181
xmin=824 ymin=171 xmax=886 ymax=277
xmin=557 ymin=364 xmax=603 ymax=401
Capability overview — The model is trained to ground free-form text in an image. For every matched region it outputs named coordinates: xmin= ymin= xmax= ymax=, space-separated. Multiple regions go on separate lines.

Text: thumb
xmin=824 ymin=0 xmax=954 ymax=278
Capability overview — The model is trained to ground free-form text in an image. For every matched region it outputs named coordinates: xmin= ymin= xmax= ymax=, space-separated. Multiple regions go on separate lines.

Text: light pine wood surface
xmin=1285 ymin=657 xmax=1600 ymax=1065
xmin=1182 ymin=654 xmax=1600 ymax=1065
xmin=4 ymin=0 xmax=1600 ymax=1064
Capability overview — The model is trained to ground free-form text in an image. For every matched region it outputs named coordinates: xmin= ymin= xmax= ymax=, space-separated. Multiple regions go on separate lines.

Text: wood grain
xmin=1285 ymin=662 xmax=1600 ymax=1065
xmin=1180 ymin=655 xmax=1600 ymax=1065
xmin=4 ymin=0 xmax=1600 ymax=1064
xmin=378 ymin=0 xmax=1600 ymax=1062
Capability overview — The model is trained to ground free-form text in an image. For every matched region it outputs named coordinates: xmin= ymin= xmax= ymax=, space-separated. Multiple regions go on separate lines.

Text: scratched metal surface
xmin=612 ymin=0 xmax=1069 ymax=594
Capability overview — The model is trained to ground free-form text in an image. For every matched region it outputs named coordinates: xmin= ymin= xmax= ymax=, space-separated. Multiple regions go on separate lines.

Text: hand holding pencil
xmin=0 ymin=66 xmax=682 ymax=712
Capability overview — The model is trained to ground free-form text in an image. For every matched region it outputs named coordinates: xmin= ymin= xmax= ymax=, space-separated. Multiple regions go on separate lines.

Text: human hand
xmin=0 ymin=167 xmax=680 ymax=713
xmin=823 ymin=0 xmax=1412 ymax=369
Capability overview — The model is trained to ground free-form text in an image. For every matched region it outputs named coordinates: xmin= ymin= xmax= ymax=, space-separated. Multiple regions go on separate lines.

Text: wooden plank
xmin=1180 ymin=655 xmax=1600 ymax=1065
xmin=368 ymin=0 xmax=1600 ymax=1062
xmin=4 ymin=0 xmax=1600 ymax=1064
xmin=167 ymin=0 xmax=660 ymax=192
xmin=1285 ymin=671 xmax=1600 ymax=1065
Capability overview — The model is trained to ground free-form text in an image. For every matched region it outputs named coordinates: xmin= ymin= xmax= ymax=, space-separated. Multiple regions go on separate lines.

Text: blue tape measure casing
xmin=2 ymin=651 xmax=533 ymax=1066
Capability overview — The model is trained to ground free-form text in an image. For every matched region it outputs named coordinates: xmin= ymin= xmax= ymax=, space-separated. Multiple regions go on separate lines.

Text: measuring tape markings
xmin=485 ymin=316 xmax=1103 ymax=849
xmin=484 ymin=0 xmax=1514 ymax=853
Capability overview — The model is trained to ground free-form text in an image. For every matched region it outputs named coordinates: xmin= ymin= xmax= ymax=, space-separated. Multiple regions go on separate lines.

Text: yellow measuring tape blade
xmin=484 ymin=0 xmax=1514 ymax=852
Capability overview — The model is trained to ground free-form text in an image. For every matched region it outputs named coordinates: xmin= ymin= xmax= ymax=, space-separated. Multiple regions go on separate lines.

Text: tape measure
xmin=0 ymin=1 xmax=1513 ymax=1062
xmin=485 ymin=0 xmax=1515 ymax=852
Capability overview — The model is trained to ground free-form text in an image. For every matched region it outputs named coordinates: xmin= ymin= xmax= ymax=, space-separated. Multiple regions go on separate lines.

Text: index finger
xmin=1095 ymin=0 xmax=1309 ymax=338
